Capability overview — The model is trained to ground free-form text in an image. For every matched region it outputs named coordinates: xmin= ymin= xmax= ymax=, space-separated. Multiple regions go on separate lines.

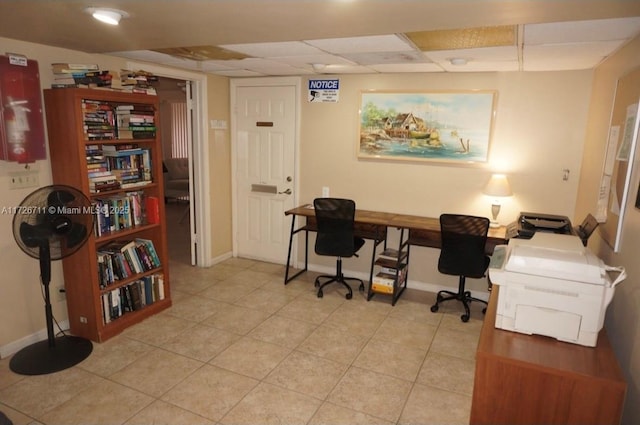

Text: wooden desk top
xmin=285 ymin=205 xmax=507 ymax=242
xmin=479 ymin=286 xmax=626 ymax=383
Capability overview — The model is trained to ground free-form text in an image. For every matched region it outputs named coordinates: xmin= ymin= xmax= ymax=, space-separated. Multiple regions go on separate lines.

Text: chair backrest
xmin=575 ymin=213 xmax=598 ymax=246
xmin=314 ymin=198 xmax=357 ymax=258
xmin=438 ymin=214 xmax=490 ymax=279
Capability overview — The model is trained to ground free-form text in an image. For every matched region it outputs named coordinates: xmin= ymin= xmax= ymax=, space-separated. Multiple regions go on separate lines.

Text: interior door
xmin=234 ymin=83 xmax=297 ymax=263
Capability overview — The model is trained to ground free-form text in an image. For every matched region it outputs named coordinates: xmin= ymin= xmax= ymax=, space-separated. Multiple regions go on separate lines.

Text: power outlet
xmin=9 ymin=170 xmax=39 ymax=189
xmin=56 ymin=285 xmax=66 ymax=302
xmin=322 ymin=186 xmax=330 ymax=197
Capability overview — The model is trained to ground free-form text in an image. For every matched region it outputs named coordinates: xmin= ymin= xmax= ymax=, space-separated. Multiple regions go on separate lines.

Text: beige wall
xmin=298 ymin=71 xmax=593 ymax=293
xmin=575 ymin=36 xmax=640 ymax=425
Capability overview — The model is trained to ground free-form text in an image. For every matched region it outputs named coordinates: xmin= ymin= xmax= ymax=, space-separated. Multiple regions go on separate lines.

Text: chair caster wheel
xmin=317 ymin=290 xmax=323 ymax=298
xmin=482 ymin=307 xmax=487 ymax=314
xmin=461 ymin=314 xmax=470 ymax=322
xmin=430 ymin=304 xmax=439 ymax=313
xmin=358 ymin=283 xmax=364 ymax=292
xmin=346 ymin=292 xmax=352 ymax=300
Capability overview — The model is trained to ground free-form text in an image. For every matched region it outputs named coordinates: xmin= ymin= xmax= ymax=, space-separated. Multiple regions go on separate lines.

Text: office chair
xmin=313 ymin=198 xmax=365 ymax=300
xmin=574 ymin=213 xmax=599 ymax=246
xmin=430 ymin=214 xmax=490 ymax=322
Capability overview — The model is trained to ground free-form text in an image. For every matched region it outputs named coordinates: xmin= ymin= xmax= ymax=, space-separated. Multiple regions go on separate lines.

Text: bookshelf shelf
xmin=43 ymin=88 xmax=171 ymax=342
xmin=367 ymin=228 xmax=410 ymax=305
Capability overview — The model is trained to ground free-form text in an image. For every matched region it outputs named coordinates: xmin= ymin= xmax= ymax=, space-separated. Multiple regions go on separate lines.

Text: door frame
xmin=126 ymin=62 xmax=211 ymax=266
xmin=230 ymin=76 xmax=301 ymax=261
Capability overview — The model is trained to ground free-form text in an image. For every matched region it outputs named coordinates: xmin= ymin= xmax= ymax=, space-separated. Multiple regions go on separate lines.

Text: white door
xmin=233 ymin=80 xmax=298 ymax=264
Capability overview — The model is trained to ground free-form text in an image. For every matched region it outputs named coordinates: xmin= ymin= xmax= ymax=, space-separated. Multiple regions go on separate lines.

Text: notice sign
xmin=308 ymin=79 xmax=339 ymax=103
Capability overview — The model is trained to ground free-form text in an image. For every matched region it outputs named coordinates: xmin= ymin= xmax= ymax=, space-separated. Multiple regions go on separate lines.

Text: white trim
xmin=230 ymin=77 xmax=301 ymax=260
xmin=0 ymin=320 xmax=70 ymax=359
xmin=125 ymin=62 xmax=211 ymax=266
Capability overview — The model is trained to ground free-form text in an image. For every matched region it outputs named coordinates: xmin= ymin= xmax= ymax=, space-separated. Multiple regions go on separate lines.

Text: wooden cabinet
xmin=43 ymin=88 xmax=171 ymax=343
xmin=471 ymin=286 xmax=626 ymax=425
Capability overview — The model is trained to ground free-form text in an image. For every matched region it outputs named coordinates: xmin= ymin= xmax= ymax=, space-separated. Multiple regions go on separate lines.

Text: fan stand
xmin=9 ymin=241 xmax=93 ymax=375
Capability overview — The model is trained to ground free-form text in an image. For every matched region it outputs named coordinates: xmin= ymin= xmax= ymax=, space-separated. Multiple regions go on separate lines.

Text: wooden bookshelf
xmin=43 ymin=88 xmax=171 ymax=342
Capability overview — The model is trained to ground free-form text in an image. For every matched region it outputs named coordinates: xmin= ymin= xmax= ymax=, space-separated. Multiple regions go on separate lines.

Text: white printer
xmin=489 ymin=233 xmax=626 ymax=347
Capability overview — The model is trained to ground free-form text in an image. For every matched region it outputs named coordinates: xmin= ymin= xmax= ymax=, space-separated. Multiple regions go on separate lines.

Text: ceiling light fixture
xmin=311 ymin=63 xmax=327 ymax=72
xmin=85 ymin=7 xmax=129 ymax=25
xmin=450 ymin=58 xmax=468 ymax=66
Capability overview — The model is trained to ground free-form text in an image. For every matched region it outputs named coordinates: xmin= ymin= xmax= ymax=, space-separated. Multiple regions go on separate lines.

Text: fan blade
xmin=47 ymin=189 xmax=75 ymax=206
xmin=19 ymin=222 xmax=47 ymax=248
xmin=66 ymin=222 xmax=88 ymax=249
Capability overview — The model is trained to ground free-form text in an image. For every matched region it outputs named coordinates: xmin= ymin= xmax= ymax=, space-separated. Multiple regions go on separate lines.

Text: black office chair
xmin=574 ymin=213 xmax=599 ymax=246
xmin=430 ymin=214 xmax=490 ymax=322
xmin=313 ymin=198 xmax=365 ymax=300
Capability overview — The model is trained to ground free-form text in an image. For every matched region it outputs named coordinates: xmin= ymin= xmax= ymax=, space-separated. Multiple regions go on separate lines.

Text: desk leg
xmin=284 ymin=215 xmax=309 ymax=285
xmin=366 ymin=230 xmax=386 ymax=302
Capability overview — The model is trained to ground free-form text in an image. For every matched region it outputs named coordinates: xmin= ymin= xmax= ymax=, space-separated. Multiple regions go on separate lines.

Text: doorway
xmin=231 ymin=77 xmax=301 ymax=264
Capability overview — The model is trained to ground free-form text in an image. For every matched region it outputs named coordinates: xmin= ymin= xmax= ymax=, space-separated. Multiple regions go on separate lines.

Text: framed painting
xmin=358 ymin=90 xmax=497 ymax=164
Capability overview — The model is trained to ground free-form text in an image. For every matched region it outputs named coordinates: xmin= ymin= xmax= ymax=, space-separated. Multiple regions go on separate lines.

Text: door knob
xmin=286 ymin=176 xmax=292 ymax=182
xmin=278 ymin=188 xmax=292 ymax=195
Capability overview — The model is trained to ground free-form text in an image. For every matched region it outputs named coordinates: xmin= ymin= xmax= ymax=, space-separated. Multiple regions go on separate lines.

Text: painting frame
xmin=358 ymin=89 xmax=498 ymax=164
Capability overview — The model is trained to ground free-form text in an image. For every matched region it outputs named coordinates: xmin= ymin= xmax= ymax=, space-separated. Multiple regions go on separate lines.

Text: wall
xmin=575 ymin=35 xmax=640 ymax=425
xmin=298 ymin=71 xmax=593 ymax=293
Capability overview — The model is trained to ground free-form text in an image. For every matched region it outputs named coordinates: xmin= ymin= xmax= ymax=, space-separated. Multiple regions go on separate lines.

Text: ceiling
xmin=1 ymin=1 xmax=640 ymax=76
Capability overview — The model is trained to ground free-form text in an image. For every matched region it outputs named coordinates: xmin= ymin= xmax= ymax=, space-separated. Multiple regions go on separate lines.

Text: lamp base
xmin=489 ymin=221 xmax=500 ymax=228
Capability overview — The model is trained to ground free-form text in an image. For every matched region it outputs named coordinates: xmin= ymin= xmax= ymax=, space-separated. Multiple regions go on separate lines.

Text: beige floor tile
xmin=249 ymin=314 xmax=317 ymax=348
xmin=327 ymin=367 xmax=413 ymax=423
xmin=308 ymin=402 xmax=394 ymax=425
xmin=233 ymin=287 xmax=297 ymax=314
xmin=121 ymin=313 xmax=195 ymax=346
xmin=265 ymin=351 xmax=348 ymax=399
xmin=398 ymin=382 xmax=472 ymax=425
xmin=322 ymin=301 xmax=388 ymax=338
xmin=416 ymin=351 xmax=475 ymax=396
xmin=389 ymin=298 xmax=443 ymax=327
xmin=165 ymin=295 xmax=226 ymax=322
xmin=199 ymin=280 xmax=260 ymax=303
xmin=162 ymin=324 xmax=241 ymax=362
xmin=374 ymin=316 xmax=438 ymax=351
xmin=162 ymin=364 xmax=258 ymax=422
xmin=210 ymin=336 xmax=291 ymax=379
xmin=40 ymin=377 xmax=153 ymax=425
xmin=0 ymin=358 xmax=25 ymax=391
xmin=219 ymin=382 xmax=321 ymax=425
xmin=124 ymin=399 xmax=215 ymax=425
xmin=0 ymin=367 xmax=101 ymax=418
xmin=298 ymin=324 xmax=368 ymax=364
xmin=201 ymin=303 xmax=272 ymax=335
xmin=439 ymin=307 xmax=486 ymax=334
xmin=277 ymin=296 xmax=344 ymax=324
xmin=250 ymin=261 xmax=286 ymax=275
xmin=354 ymin=338 xmax=426 ymax=382
xmin=78 ymin=335 xmax=154 ymax=377
xmin=429 ymin=326 xmax=480 ymax=361
xmin=0 ymin=402 xmax=37 ymax=425
xmin=226 ymin=269 xmax=275 ymax=287
xmin=110 ymin=348 xmax=203 ymax=397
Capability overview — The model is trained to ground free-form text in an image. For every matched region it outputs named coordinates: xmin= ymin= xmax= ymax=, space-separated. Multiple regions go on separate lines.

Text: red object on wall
xmin=0 ymin=54 xmax=46 ymax=163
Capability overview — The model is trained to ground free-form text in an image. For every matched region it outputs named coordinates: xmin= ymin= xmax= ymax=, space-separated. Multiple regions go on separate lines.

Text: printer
xmin=515 ymin=211 xmax=573 ymax=239
xmin=489 ymin=233 xmax=626 ymax=347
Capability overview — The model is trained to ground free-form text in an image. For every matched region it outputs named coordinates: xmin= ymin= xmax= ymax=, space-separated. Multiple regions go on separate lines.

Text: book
xmin=146 ymin=196 xmax=160 ymax=224
xmin=378 ymin=248 xmax=400 ymax=261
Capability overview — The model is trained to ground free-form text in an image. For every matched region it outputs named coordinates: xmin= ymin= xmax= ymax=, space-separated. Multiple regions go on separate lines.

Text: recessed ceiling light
xmin=85 ymin=7 xmax=129 ymax=25
xmin=450 ymin=58 xmax=468 ymax=66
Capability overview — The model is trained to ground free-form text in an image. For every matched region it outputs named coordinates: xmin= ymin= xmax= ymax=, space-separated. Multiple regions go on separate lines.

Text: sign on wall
xmin=308 ymin=79 xmax=339 ymax=103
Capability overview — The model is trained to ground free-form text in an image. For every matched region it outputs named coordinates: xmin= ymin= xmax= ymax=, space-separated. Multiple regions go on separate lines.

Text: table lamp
xmin=483 ymin=174 xmax=512 ymax=228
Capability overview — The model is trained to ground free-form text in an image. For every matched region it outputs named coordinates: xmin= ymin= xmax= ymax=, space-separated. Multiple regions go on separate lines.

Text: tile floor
xmin=0 ymin=258 xmax=487 ymax=425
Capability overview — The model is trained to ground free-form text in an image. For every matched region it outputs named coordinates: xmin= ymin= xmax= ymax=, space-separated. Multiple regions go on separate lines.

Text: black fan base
xmin=9 ymin=335 xmax=93 ymax=376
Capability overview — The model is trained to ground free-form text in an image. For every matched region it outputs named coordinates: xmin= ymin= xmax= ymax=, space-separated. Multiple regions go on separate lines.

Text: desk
xmin=471 ymin=286 xmax=626 ymax=425
xmin=284 ymin=205 xmax=507 ymax=303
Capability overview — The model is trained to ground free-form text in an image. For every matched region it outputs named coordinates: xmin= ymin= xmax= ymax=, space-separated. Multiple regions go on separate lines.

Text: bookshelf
xmin=43 ymin=88 xmax=171 ymax=342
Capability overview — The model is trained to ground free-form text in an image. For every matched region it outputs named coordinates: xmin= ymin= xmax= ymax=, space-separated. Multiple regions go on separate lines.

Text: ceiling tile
xmin=524 ymin=40 xmax=626 ymax=70
xmin=368 ymin=63 xmax=444 ymax=73
xmin=219 ymin=41 xmax=325 ymax=57
xmin=339 ymin=51 xmax=431 ymax=65
xmin=305 ymin=34 xmax=414 ymax=53
xmin=424 ymin=46 xmax=519 ymax=64
xmin=524 ymin=17 xmax=640 ymax=45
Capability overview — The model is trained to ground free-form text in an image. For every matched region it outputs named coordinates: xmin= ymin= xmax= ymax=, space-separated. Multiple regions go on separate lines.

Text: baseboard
xmin=209 ymin=251 xmax=233 ymax=266
xmin=0 ymin=320 xmax=70 ymax=359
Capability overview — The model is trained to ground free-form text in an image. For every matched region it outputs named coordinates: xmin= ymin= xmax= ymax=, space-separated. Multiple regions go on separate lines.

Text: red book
xmin=146 ymin=196 xmax=160 ymax=224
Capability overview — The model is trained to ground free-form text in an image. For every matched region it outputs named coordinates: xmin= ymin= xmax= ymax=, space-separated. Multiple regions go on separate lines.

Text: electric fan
xmin=10 ymin=184 xmax=94 ymax=375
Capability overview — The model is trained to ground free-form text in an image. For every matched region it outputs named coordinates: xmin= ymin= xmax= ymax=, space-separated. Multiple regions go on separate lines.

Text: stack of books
xmin=115 ymin=104 xmax=156 ymax=139
xmin=113 ymin=70 xmax=158 ymax=95
xmin=86 ymin=145 xmax=120 ymax=193
xmin=51 ymin=63 xmax=113 ymax=89
xmin=82 ymin=99 xmax=115 ymax=140
xmin=100 ymin=273 xmax=165 ymax=324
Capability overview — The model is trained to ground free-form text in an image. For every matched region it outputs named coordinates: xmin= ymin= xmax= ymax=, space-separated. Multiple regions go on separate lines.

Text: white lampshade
xmin=483 ymin=174 xmax=512 ymax=197
xmin=483 ymin=174 xmax=512 ymax=227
